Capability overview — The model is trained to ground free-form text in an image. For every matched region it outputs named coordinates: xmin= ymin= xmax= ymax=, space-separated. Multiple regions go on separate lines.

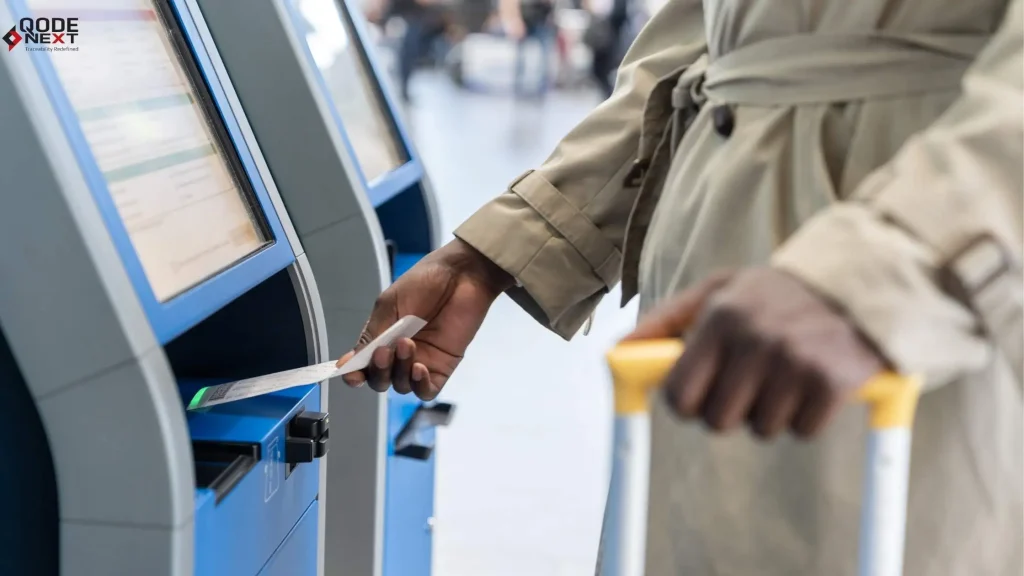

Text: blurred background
xmin=348 ymin=0 xmax=664 ymax=572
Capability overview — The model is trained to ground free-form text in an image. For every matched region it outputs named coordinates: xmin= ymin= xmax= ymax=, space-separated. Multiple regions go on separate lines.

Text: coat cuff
xmin=772 ymin=203 xmax=991 ymax=389
xmin=454 ymin=171 xmax=621 ymax=340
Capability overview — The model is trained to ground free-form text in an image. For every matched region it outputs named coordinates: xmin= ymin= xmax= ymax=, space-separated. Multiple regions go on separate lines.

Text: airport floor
xmin=401 ymin=72 xmax=641 ymax=576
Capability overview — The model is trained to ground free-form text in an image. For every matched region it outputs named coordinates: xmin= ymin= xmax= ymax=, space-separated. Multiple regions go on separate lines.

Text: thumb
xmin=337 ymin=349 xmax=365 ymax=387
xmin=336 ymin=293 xmax=398 ymax=383
xmin=337 ymin=314 xmax=388 ymax=386
xmin=622 ymin=271 xmax=733 ymax=341
xmin=335 ymin=350 xmax=355 ymax=369
xmin=352 ymin=291 xmax=401 ymax=353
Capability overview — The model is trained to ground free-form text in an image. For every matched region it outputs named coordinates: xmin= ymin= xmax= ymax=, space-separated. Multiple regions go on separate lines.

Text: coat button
xmin=711 ymin=105 xmax=734 ymax=138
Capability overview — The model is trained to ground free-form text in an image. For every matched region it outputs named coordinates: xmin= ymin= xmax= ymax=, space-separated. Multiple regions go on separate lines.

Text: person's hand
xmin=504 ymin=16 xmax=526 ymax=40
xmin=337 ymin=239 xmax=515 ymax=400
xmin=364 ymin=5 xmax=383 ymax=23
xmin=362 ymin=0 xmax=386 ymax=23
xmin=623 ymin=268 xmax=888 ymax=439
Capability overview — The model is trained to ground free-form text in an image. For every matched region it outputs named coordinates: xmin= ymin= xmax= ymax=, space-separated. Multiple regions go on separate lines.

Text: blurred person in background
xmin=340 ymin=0 xmax=1023 ymax=574
xmin=583 ymin=0 xmax=629 ymax=98
xmin=380 ymin=0 xmax=455 ymax=101
xmin=501 ymin=0 xmax=557 ymax=97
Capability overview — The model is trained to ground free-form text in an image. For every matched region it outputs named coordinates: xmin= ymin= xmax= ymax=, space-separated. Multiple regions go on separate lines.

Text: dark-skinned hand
xmin=337 ymin=238 xmax=515 ymax=400
xmin=622 ymin=268 xmax=889 ymax=439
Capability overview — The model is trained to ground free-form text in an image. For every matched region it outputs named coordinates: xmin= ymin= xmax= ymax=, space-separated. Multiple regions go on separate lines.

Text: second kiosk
xmin=195 ymin=2 xmax=450 ymax=576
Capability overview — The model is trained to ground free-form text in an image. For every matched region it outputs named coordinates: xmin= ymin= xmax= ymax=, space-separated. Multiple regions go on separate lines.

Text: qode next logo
xmin=4 ymin=17 xmax=80 ymax=52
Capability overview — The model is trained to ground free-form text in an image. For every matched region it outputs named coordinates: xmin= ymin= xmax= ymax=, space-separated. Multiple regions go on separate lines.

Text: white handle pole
xmin=857 ymin=428 xmax=912 ymax=576
xmin=600 ymin=413 xmax=652 ymax=576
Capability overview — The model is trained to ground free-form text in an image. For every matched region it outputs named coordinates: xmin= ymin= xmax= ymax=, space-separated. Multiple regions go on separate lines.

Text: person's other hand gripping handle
xmin=602 ymin=270 xmax=922 ymax=576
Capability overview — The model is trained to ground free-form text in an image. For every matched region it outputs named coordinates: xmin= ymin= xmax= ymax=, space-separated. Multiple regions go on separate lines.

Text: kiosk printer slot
xmin=0 ymin=1 xmax=331 ymax=575
xmin=195 ymin=2 xmax=447 ymax=576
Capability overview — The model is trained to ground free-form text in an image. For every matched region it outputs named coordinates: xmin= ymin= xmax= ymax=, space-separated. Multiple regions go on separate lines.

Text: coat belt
xmin=670 ymin=32 xmax=989 ymax=152
xmin=702 ymin=32 xmax=988 ymax=106
xmin=619 ymin=32 xmax=990 ymax=306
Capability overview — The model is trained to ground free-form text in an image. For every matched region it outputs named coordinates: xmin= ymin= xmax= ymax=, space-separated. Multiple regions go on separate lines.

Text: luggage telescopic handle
xmin=602 ymin=339 xmax=922 ymax=576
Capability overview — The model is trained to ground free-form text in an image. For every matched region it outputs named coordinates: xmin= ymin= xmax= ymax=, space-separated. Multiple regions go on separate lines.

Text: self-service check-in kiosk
xmin=0 ymin=1 xmax=333 ymax=575
xmin=193 ymin=2 xmax=447 ymax=576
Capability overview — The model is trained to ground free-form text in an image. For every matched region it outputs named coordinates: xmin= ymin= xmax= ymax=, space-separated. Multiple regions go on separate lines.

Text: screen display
xmin=29 ymin=0 xmax=270 ymax=302
xmin=294 ymin=0 xmax=408 ymax=183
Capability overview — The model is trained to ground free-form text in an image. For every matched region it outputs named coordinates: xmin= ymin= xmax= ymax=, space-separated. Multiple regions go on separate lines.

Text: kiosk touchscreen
xmin=297 ymin=0 xmax=408 ymax=184
xmin=195 ymin=2 xmax=446 ymax=576
xmin=0 ymin=1 xmax=330 ymax=575
xmin=286 ymin=0 xmax=440 ymax=249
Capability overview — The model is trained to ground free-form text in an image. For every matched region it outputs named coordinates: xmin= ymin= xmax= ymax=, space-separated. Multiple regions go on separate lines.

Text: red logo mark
xmin=3 ymin=27 xmax=21 ymax=51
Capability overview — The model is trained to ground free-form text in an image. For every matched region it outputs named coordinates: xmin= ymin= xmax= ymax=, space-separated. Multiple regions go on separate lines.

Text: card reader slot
xmin=193 ymin=441 xmax=261 ymax=504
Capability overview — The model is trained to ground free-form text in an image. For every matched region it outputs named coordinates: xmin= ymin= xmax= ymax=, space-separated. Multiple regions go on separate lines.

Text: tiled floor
xmin=403 ymin=72 xmax=641 ymax=576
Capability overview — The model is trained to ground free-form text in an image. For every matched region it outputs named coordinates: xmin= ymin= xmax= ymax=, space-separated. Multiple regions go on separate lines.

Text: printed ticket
xmin=187 ymin=316 xmax=427 ymax=410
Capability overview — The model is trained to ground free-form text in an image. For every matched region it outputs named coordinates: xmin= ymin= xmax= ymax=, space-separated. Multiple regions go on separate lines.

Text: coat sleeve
xmin=773 ymin=0 xmax=1023 ymax=388
xmin=453 ymin=0 xmax=706 ymax=339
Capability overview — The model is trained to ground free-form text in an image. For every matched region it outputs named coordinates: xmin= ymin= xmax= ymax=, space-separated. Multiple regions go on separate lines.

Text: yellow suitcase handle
xmin=606 ymin=340 xmax=921 ymax=429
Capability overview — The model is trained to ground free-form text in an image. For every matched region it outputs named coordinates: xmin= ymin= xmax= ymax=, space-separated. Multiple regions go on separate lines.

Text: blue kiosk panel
xmin=260 ymin=501 xmax=321 ymax=576
xmin=12 ymin=1 xmax=325 ymax=574
xmin=188 ymin=382 xmax=321 ymax=576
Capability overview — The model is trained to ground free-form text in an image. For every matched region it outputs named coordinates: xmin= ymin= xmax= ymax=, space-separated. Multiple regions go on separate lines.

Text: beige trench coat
xmin=454 ymin=0 xmax=1024 ymax=573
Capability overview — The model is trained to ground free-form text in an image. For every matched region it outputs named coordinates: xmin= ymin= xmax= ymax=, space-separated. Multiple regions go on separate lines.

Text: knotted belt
xmin=619 ymin=31 xmax=989 ymax=304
